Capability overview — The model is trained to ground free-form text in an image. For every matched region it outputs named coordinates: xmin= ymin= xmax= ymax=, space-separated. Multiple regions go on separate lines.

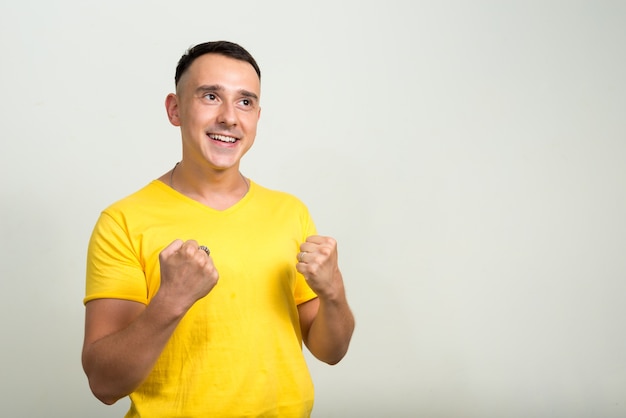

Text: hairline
xmin=174 ymin=41 xmax=261 ymax=90
xmin=175 ymin=53 xmax=261 ymax=97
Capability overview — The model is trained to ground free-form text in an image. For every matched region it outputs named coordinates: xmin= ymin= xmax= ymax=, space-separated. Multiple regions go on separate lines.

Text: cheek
xmin=243 ymin=115 xmax=260 ymax=134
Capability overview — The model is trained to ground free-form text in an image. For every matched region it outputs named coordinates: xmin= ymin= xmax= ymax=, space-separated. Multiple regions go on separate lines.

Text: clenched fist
xmin=296 ymin=235 xmax=344 ymax=300
xmin=158 ymin=239 xmax=219 ymax=311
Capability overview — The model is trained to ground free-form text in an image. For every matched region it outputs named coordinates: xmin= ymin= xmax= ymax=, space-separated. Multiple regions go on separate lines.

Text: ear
xmin=165 ymin=93 xmax=181 ymax=126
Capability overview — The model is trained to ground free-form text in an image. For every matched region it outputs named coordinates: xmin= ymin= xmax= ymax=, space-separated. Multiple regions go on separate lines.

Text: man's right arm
xmin=81 ymin=297 xmax=187 ymax=404
xmin=82 ymin=239 xmax=219 ymax=405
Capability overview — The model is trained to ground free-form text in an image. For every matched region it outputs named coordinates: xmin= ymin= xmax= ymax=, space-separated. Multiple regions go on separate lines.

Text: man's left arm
xmin=297 ymin=235 xmax=355 ymax=365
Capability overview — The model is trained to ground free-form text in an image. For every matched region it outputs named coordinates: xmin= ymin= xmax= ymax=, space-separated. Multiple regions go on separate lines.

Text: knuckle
xmin=308 ymin=264 xmax=320 ymax=276
xmin=319 ymin=246 xmax=332 ymax=257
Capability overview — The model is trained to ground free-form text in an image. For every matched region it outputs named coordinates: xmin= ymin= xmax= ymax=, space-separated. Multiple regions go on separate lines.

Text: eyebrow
xmin=196 ymin=84 xmax=259 ymax=101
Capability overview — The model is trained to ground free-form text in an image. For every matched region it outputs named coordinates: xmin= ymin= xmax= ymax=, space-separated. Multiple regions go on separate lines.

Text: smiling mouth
xmin=208 ymin=133 xmax=238 ymax=143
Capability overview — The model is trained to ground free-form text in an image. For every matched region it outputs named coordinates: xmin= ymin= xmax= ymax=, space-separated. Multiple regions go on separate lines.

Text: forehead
xmin=179 ymin=53 xmax=260 ymax=95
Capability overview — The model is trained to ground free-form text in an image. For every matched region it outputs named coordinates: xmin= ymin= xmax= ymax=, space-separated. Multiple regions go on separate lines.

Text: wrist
xmin=316 ymin=271 xmax=346 ymax=303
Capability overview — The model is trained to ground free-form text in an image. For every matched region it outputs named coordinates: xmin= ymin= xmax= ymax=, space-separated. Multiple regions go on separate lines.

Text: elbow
xmin=309 ymin=325 xmax=355 ymax=365
xmin=323 ymin=357 xmax=342 ymax=366
xmin=321 ymin=347 xmax=349 ymax=365
xmin=83 ymin=355 xmax=128 ymax=405
xmin=88 ymin=380 xmax=124 ymax=406
xmin=85 ymin=373 xmax=126 ymax=406
xmin=98 ymin=396 xmax=120 ymax=406
xmin=313 ymin=341 xmax=351 ymax=366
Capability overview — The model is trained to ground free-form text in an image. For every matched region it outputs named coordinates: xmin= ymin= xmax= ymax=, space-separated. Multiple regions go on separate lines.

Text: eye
xmin=238 ymin=98 xmax=257 ymax=109
xmin=204 ymin=93 xmax=217 ymax=101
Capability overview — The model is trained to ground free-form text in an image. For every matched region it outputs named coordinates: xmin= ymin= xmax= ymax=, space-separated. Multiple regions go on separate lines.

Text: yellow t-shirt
xmin=85 ymin=180 xmax=318 ymax=417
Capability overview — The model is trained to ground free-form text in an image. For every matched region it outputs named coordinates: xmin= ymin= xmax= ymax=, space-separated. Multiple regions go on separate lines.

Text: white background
xmin=1 ymin=1 xmax=625 ymax=417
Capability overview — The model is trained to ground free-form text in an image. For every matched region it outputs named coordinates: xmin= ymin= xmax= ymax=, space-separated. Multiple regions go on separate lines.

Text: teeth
xmin=209 ymin=134 xmax=237 ymax=143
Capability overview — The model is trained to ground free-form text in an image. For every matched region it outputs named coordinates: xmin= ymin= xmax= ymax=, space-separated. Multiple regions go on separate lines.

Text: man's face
xmin=168 ymin=53 xmax=261 ymax=172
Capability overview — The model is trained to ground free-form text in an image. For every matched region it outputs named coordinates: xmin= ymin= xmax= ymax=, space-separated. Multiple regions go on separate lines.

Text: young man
xmin=82 ymin=41 xmax=354 ymax=417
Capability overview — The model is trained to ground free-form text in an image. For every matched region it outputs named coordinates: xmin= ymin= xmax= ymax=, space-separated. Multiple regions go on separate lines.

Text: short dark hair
xmin=174 ymin=41 xmax=261 ymax=87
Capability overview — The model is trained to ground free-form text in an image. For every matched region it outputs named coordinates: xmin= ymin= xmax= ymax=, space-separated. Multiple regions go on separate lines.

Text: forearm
xmin=82 ymin=299 xmax=186 ymax=404
xmin=306 ymin=285 xmax=355 ymax=365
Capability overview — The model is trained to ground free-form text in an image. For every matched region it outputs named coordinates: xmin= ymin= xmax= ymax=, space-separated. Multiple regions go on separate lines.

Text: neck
xmin=166 ymin=161 xmax=249 ymax=210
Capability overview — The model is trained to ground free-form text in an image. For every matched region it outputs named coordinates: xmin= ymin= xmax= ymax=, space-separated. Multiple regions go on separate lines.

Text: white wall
xmin=1 ymin=1 xmax=625 ymax=417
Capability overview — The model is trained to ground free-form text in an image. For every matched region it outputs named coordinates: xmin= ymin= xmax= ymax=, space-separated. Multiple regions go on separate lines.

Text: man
xmin=82 ymin=41 xmax=355 ymax=417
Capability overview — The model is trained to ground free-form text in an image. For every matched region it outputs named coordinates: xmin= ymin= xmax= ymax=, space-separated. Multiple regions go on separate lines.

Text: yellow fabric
xmin=85 ymin=180 xmax=318 ymax=417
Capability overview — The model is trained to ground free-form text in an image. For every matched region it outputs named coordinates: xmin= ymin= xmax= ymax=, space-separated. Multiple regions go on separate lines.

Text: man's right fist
xmin=158 ymin=239 xmax=219 ymax=309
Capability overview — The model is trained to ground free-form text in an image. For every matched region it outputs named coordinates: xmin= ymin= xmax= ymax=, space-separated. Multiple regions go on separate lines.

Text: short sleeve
xmin=84 ymin=211 xmax=148 ymax=305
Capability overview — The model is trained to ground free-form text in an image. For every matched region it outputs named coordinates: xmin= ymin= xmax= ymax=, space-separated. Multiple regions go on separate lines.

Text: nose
xmin=217 ymin=102 xmax=237 ymax=127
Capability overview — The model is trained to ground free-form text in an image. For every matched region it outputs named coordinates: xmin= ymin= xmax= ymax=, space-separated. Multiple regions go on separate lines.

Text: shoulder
xmin=248 ymin=181 xmax=314 ymax=233
xmin=94 ymin=181 xmax=174 ymax=230
xmin=102 ymin=181 xmax=168 ymax=214
xmin=250 ymin=181 xmax=309 ymax=210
